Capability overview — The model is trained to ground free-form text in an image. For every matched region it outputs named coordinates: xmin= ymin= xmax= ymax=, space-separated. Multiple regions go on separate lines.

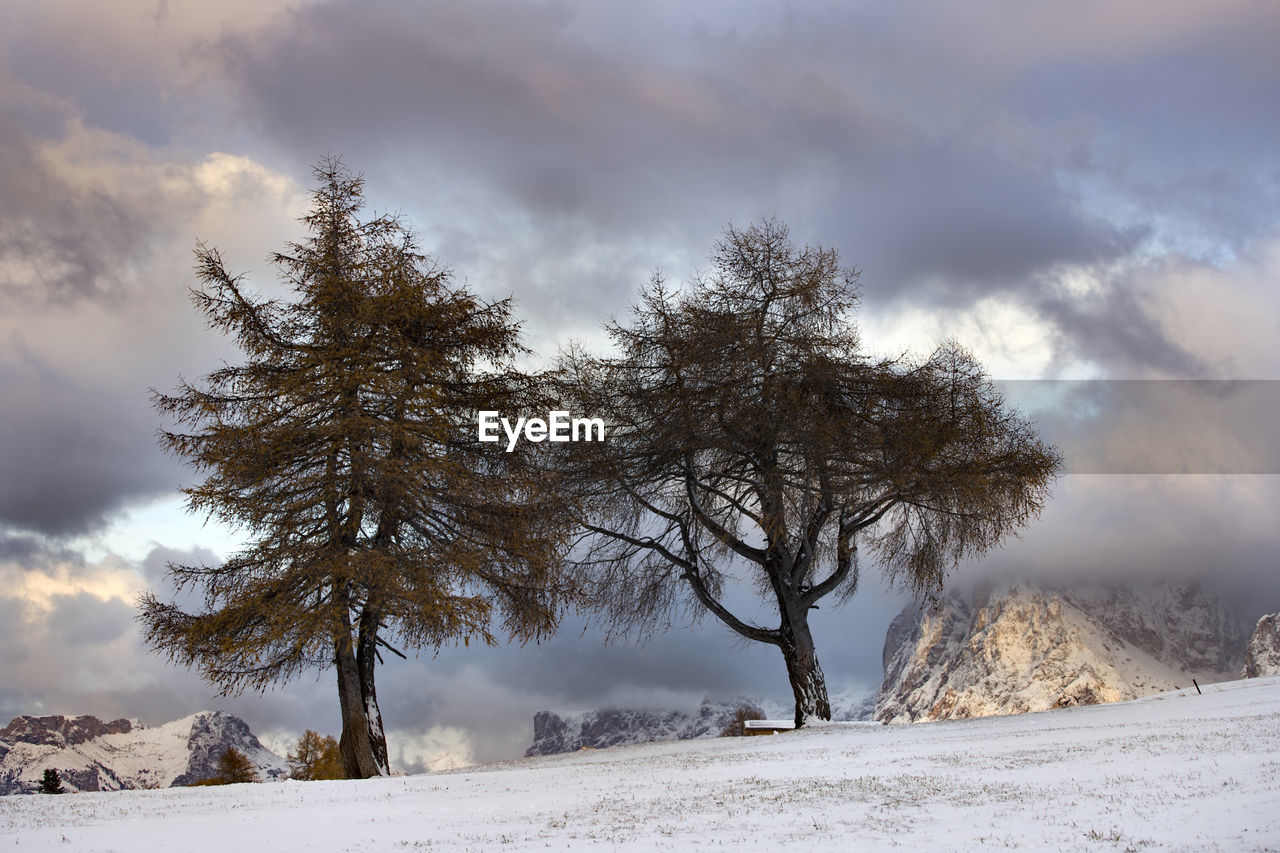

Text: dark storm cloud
xmin=0 ymin=353 xmax=178 ymax=536
xmin=207 ymin=0 xmax=1149 ymax=343
xmin=0 ymin=72 xmax=305 ymax=536
xmin=141 ymin=544 xmax=223 ymax=590
xmin=0 ymin=78 xmax=194 ymax=536
xmin=1033 ymin=285 xmax=1205 ymax=377
xmin=0 ymin=77 xmax=153 ymax=306
xmin=475 ymin=612 xmax=791 ymax=705
xmin=808 ymin=141 xmax=1143 ymax=300
xmin=1010 ymin=23 xmax=1280 ymax=249
xmin=365 ymin=605 xmax=894 ymax=766
xmin=1002 ymin=381 xmax=1280 ymax=474
xmin=199 ymin=0 xmax=1280 ymax=379
xmin=953 ymin=475 xmax=1280 ymax=623
xmin=51 ymin=592 xmax=136 ymax=646
xmin=0 ymin=531 xmax=95 ymax=575
xmin=0 ymin=532 xmax=45 ymax=562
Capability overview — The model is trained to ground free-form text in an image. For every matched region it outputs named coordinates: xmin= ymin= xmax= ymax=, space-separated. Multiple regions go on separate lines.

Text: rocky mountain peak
xmin=1241 ymin=613 xmax=1280 ymax=678
xmin=170 ymin=710 xmax=283 ymax=787
xmin=526 ymin=689 xmax=875 ymax=757
xmin=0 ymin=715 xmax=132 ymax=748
xmin=874 ymin=580 xmax=1249 ymax=725
xmin=0 ymin=710 xmax=287 ymax=795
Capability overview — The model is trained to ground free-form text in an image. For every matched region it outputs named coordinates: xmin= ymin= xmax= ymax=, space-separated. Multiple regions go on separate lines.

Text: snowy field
xmin=3 ymin=677 xmax=1277 ymax=851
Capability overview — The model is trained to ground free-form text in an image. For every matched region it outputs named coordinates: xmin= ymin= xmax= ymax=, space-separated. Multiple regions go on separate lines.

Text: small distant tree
xmin=193 ymin=747 xmax=259 ymax=786
xmin=38 ymin=768 xmax=65 ymax=794
xmin=217 ymin=747 xmax=258 ymax=784
xmin=718 ymin=705 xmax=765 ymax=737
xmin=289 ymin=730 xmax=344 ymax=781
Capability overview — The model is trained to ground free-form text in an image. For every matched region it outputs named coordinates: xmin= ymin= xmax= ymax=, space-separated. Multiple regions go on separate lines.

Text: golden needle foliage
xmin=139 ymin=158 xmax=573 ymax=777
xmin=554 ymin=219 xmax=1062 ymax=724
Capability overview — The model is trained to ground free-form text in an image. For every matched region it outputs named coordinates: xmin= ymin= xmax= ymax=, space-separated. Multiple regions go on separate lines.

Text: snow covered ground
xmin=2 ymin=676 xmax=1277 ymax=851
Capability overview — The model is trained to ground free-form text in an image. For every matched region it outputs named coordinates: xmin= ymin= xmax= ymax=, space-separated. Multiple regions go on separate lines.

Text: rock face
xmin=875 ymin=581 xmax=1247 ymax=724
xmin=1241 ymin=613 xmax=1280 ymax=678
xmin=0 ymin=710 xmax=288 ymax=795
xmin=527 ymin=690 xmax=874 ymax=757
xmin=168 ymin=711 xmax=288 ymax=787
xmin=528 ymin=708 xmax=691 ymax=756
xmin=0 ymin=715 xmax=132 ymax=747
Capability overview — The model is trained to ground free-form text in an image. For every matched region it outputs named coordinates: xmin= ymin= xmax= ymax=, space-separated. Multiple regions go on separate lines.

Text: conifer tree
xmin=215 ymin=747 xmax=258 ymax=784
xmin=140 ymin=158 xmax=571 ymax=778
xmin=38 ymin=768 xmax=65 ymax=794
xmin=191 ymin=747 xmax=259 ymax=786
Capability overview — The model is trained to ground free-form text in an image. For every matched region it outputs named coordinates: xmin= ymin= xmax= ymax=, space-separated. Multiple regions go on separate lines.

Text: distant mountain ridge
xmin=0 ymin=710 xmax=287 ymax=795
xmin=526 ymin=690 xmax=875 ymax=757
xmin=1242 ymin=613 xmax=1280 ymax=677
xmin=874 ymin=581 xmax=1248 ymax=724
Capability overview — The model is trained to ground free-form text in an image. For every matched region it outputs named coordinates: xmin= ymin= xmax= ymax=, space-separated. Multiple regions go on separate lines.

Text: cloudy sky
xmin=1 ymin=0 xmax=1277 ymax=770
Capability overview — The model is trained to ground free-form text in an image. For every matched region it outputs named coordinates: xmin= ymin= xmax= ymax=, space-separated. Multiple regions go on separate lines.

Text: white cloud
xmin=1135 ymin=232 xmax=1280 ymax=379
xmin=862 ymin=293 xmax=1072 ymax=379
xmin=392 ymin=725 xmax=476 ymax=773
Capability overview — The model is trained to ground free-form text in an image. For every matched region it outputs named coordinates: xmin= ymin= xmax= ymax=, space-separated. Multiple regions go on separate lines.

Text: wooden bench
xmin=743 ymin=719 xmax=797 ymax=736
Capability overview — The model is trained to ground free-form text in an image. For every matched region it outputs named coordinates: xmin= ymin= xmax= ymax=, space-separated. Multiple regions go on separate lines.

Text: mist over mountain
xmin=875 ymin=580 xmax=1248 ymax=724
xmin=526 ymin=689 xmax=877 ymax=757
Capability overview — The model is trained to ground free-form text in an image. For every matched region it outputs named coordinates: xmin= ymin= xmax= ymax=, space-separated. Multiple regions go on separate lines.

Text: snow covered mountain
xmin=0 ymin=711 xmax=288 ymax=794
xmin=875 ymin=581 xmax=1248 ymax=724
xmin=526 ymin=688 xmax=875 ymax=756
xmin=1242 ymin=612 xmax=1280 ymax=677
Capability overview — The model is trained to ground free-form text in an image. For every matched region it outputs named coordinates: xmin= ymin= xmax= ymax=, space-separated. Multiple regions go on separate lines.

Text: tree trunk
xmin=356 ymin=604 xmax=389 ymax=773
xmin=779 ymin=607 xmax=831 ymax=728
xmin=334 ymin=632 xmax=388 ymax=779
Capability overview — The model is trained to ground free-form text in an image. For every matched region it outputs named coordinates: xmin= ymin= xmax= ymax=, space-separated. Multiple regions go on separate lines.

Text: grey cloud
xmin=1033 ymin=285 xmax=1205 ymax=377
xmin=0 ymin=532 xmax=47 ymax=562
xmin=0 ymin=78 xmax=151 ymax=306
xmin=365 ymin=614 xmax=875 ymax=766
xmin=0 ymin=536 xmax=323 ymax=735
xmin=0 ymin=353 xmax=179 ymax=535
xmin=141 ymin=544 xmax=223 ymax=591
xmin=0 ymin=80 xmax=305 ymax=536
xmin=954 ymin=475 xmax=1280 ymax=626
xmin=808 ymin=140 xmax=1143 ymax=299
xmin=0 ymin=76 xmax=208 ymax=536
xmin=994 ymin=7 xmax=1280 ymax=270
xmin=204 ymin=0 xmax=1271 ymax=381
xmin=1001 ymin=381 xmax=1280 ymax=474
xmin=0 ymin=531 xmax=94 ymax=575
xmin=209 ymin=2 xmax=1135 ymax=287
xmin=50 ymin=592 xmax=136 ymax=646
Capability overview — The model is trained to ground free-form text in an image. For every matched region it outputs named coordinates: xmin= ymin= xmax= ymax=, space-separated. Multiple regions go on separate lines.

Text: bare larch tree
xmin=139 ymin=158 xmax=571 ymax=777
xmin=554 ymin=219 xmax=1062 ymax=726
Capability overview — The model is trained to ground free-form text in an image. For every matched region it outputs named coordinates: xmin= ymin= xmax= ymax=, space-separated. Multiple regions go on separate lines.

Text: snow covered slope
xmin=527 ymin=689 xmax=875 ymax=756
xmin=875 ymin=581 xmax=1247 ymax=723
xmin=0 ymin=711 xmax=288 ymax=794
xmin=1242 ymin=612 xmax=1280 ymax=677
xmin=1 ymin=677 xmax=1276 ymax=850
